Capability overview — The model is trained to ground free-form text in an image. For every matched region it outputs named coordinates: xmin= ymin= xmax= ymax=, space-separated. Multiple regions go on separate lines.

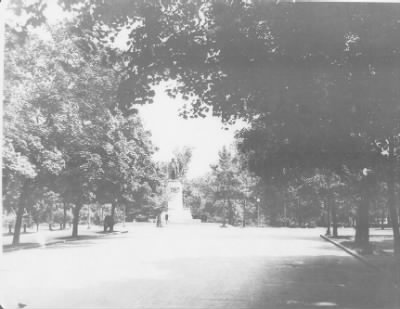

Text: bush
xmin=49 ymin=208 xmax=72 ymax=228
xmin=93 ymin=213 xmax=103 ymax=225
xmin=53 ymin=209 xmax=64 ymax=224
xmin=304 ymin=221 xmax=317 ymax=228
xmin=272 ymin=217 xmax=293 ymax=227
xmin=3 ymin=212 xmax=16 ymax=228
xmin=22 ymin=213 xmax=33 ymax=228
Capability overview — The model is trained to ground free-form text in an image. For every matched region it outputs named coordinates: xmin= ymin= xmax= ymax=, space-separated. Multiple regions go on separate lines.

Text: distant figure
xmin=156 ymin=214 xmax=162 ymax=227
xmin=165 ymin=213 xmax=169 ymax=224
xmin=104 ymin=215 xmax=114 ymax=232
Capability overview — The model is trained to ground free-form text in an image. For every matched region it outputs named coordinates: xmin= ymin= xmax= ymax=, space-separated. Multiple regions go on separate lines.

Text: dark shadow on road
xmin=55 ymin=231 xmax=126 ymax=241
xmin=3 ymin=242 xmax=39 ymax=250
xmin=3 ymin=232 xmax=127 ymax=253
xmin=2 ymin=231 xmax=39 ymax=237
xmin=327 ymin=236 xmax=352 ymax=240
xmin=250 ymin=255 xmax=399 ymax=309
xmin=156 ymin=255 xmax=400 ymax=309
xmin=45 ymin=241 xmax=99 ymax=249
xmin=58 ymin=254 xmax=399 ymax=309
xmin=56 ymin=235 xmax=103 ymax=241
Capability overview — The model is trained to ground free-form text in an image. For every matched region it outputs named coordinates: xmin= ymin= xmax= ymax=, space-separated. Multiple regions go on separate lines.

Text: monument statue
xmin=165 ymin=158 xmax=194 ymax=223
xmin=168 ymin=158 xmax=179 ymax=180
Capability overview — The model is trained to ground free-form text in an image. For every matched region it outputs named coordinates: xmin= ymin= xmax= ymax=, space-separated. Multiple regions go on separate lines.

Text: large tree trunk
xmin=221 ymin=199 xmax=228 ymax=227
xmin=227 ymin=200 xmax=235 ymax=225
xmin=381 ymin=207 xmax=386 ymax=230
xmin=124 ymin=204 xmax=128 ymax=225
xmin=296 ymin=198 xmax=303 ymax=227
xmin=12 ymin=181 xmax=29 ymax=246
xmin=13 ymin=202 xmax=25 ymax=245
xmin=325 ymin=199 xmax=331 ymax=236
xmin=355 ymin=184 xmax=371 ymax=252
xmin=387 ymin=144 xmax=400 ymax=255
xmin=110 ymin=201 xmax=117 ymax=232
xmin=269 ymin=192 xmax=280 ymax=226
xmin=63 ymin=202 xmax=67 ymax=230
xmin=331 ymin=196 xmax=338 ymax=238
xmin=242 ymin=199 xmax=246 ymax=228
xmin=72 ymin=203 xmax=82 ymax=238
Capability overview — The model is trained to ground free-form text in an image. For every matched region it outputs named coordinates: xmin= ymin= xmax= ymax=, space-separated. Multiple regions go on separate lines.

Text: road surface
xmin=1 ymin=224 xmax=399 ymax=308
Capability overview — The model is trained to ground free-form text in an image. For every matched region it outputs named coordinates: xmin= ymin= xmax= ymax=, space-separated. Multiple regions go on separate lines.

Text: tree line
xmin=3 ymin=21 xmax=164 ymax=245
xmin=187 ymin=144 xmax=400 ymax=255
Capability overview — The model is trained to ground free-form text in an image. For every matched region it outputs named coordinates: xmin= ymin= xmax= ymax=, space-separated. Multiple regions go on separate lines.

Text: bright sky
xmin=138 ymin=87 xmax=245 ymax=178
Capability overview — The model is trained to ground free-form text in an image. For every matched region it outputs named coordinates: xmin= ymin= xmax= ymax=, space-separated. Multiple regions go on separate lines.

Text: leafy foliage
xmin=3 ymin=19 xmax=163 ymax=241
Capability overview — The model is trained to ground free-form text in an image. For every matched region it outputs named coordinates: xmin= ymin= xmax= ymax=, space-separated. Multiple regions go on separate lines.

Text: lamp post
xmin=256 ymin=197 xmax=260 ymax=227
xmin=220 ymin=184 xmax=227 ymax=227
xmin=242 ymin=197 xmax=246 ymax=228
xmin=87 ymin=204 xmax=91 ymax=229
xmin=123 ymin=204 xmax=126 ymax=227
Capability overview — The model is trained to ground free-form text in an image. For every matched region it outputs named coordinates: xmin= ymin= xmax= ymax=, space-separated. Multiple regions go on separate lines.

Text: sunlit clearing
xmin=312 ymin=302 xmax=338 ymax=307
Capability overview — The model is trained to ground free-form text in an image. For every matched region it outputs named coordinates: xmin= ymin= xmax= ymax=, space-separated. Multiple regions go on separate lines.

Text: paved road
xmin=1 ymin=224 xmax=399 ymax=309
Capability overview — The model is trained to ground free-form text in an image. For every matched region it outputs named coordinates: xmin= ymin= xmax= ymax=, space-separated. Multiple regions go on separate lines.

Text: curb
xmin=320 ymin=234 xmax=381 ymax=271
xmin=3 ymin=230 xmax=128 ymax=253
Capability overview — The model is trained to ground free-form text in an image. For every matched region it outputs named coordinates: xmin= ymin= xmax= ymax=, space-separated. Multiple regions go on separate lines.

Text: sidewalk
xmin=329 ymin=227 xmax=395 ymax=256
xmin=322 ymin=227 xmax=400 ymax=286
xmin=2 ymin=223 xmax=128 ymax=253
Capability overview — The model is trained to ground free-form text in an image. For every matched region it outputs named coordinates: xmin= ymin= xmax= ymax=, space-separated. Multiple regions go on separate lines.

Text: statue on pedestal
xmin=168 ymin=158 xmax=179 ymax=180
xmin=165 ymin=158 xmax=194 ymax=223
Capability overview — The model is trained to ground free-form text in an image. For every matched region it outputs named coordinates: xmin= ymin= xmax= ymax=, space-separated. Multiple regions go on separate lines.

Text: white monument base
xmin=167 ymin=208 xmax=195 ymax=224
xmin=166 ymin=180 xmax=197 ymax=224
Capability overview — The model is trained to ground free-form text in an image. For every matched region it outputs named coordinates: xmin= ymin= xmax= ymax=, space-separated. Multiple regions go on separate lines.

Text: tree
xmin=4 ymin=23 xmax=113 ymax=239
xmin=30 ymin=202 xmax=45 ymax=232
xmin=4 ymin=31 xmax=66 ymax=244
xmin=182 ymin=173 xmax=220 ymax=221
xmin=35 ymin=190 xmax=62 ymax=231
xmin=208 ymin=146 xmax=259 ymax=226
xmin=4 ymin=4 xmax=166 ymax=239
xmin=95 ymin=112 xmax=161 ymax=231
xmin=211 ymin=147 xmax=240 ymax=225
xmin=172 ymin=147 xmax=193 ymax=179
xmin=183 ymin=177 xmax=207 ymax=219
xmin=301 ymin=170 xmax=346 ymax=236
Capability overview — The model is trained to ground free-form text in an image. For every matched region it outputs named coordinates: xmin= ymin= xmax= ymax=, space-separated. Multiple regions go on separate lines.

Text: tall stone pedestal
xmin=166 ymin=180 xmax=194 ymax=223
